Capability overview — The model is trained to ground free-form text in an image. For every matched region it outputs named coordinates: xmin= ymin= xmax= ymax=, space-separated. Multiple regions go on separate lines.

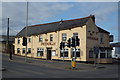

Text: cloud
xmin=1 ymin=2 xmax=118 ymax=43
xmin=2 ymin=2 xmax=74 ymax=35
xmin=74 ymin=2 xmax=118 ymax=23
xmin=27 ymin=2 xmax=74 ymax=25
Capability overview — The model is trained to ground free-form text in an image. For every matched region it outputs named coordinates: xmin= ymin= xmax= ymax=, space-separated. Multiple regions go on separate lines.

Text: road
xmin=2 ymin=53 xmax=119 ymax=78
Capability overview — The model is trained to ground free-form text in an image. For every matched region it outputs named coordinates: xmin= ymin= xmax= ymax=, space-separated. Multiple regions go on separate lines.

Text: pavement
xmin=1 ymin=53 xmax=119 ymax=78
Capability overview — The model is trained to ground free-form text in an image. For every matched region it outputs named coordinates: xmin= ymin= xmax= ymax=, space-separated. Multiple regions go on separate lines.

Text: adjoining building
xmin=110 ymin=42 xmax=120 ymax=59
xmin=0 ymin=35 xmax=15 ymax=53
xmin=14 ymin=15 xmax=113 ymax=63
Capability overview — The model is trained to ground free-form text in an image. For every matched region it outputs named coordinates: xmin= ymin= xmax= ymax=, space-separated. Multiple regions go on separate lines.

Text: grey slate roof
xmin=16 ymin=15 xmax=110 ymax=37
xmin=97 ymin=26 xmax=110 ymax=34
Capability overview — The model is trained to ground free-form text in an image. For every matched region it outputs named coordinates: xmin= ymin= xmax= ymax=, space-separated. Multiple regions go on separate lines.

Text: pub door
xmin=47 ymin=48 xmax=51 ymax=60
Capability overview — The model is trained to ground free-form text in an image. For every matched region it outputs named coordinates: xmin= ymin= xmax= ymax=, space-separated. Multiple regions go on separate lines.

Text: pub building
xmin=14 ymin=15 xmax=113 ymax=63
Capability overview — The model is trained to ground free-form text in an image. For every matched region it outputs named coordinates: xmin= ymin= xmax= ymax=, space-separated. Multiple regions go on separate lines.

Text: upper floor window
xmin=50 ymin=34 xmax=53 ymax=41
xmin=39 ymin=35 xmax=43 ymax=42
xmin=18 ymin=38 xmax=20 ymax=44
xmin=62 ymin=33 xmax=67 ymax=41
xmin=28 ymin=37 xmax=31 ymax=43
xmin=100 ymin=33 xmax=104 ymax=43
xmin=73 ymin=33 xmax=78 ymax=37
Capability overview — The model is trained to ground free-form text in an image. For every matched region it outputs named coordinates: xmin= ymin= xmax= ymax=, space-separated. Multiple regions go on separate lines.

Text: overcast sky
xmin=1 ymin=2 xmax=118 ymax=42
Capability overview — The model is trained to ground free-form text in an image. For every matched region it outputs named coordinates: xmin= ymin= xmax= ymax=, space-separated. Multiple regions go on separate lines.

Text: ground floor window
xmin=72 ymin=48 xmax=80 ymax=57
xmin=89 ymin=49 xmax=94 ymax=58
xmin=17 ymin=48 xmax=20 ymax=54
xmin=37 ymin=48 xmax=44 ymax=56
xmin=100 ymin=50 xmax=106 ymax=58
xmin=28 ymin=48 xmax=31 ymax=54
xmin=60 ymin=48 xmax=68 ymax=57
xmin=22 ymin=48 xmax=25 ymax=54
xmin=107 ymin=50 xmax=112 ymax=58
xmin=99 ymin=49 xmax=112 ymax=58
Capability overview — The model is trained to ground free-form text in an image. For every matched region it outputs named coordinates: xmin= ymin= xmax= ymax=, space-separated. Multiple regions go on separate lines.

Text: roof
xmin=16 ymin=15 xmax=110 ymax=37
xmin=97 ymin=26 xmax=110 ymax=34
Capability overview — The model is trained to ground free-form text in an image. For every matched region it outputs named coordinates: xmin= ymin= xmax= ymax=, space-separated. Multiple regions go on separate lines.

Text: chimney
xmin=90 ymin=15 xmax=95 ymax=23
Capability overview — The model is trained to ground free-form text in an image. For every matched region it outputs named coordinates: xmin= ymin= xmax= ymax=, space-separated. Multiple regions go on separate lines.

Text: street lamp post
xmin=25 ymin=1 xmax=29 ymax=62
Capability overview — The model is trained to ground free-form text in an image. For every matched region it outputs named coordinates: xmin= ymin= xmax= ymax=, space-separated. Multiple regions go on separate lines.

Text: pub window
xmin=28 ymin=37 xmax=31 ymax=42
xmin=37 ymin=48 xmax=44 ymax=56
xmin=39 ymin=35 xmax=43 ymax=42
xmin=60 ymin=49 xmax=68 ymax=57
xmin=100 ymin=50 xmax=105 ymax=58
xmin=17 ymin=48 xmax=20 ymax=53
xmin=89 ymin=49 xmax=94 ymax=58
xmin=100 ymin=33 xmax=104 ymax=44
xmin=62 ymin=33 xmax=67 ymax=41
xmin=50 ymin=34 xmax=53 ymax=41
xmin=72 ymin=48 xmax=80 ymax=57
xmin=73 ymin=33 xmax=78 ymax=37
xmin=107 ymin=50 xmax=112 ymax=58
xmin=28 ymin=48 xmax=31 ymax=54
xmin=18 ymin=38 xmax=20 ymax=44
xmin=22 ymin=48 xmax=25 ymax=54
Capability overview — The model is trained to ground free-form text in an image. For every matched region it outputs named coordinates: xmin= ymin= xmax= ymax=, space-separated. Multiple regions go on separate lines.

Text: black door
xmin=47 ymin=49 xmax=51 ymax=60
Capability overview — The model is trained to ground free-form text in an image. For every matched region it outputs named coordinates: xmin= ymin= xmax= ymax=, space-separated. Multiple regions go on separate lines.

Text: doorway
xmin=47 ymin=48 xmax=52 ymax=60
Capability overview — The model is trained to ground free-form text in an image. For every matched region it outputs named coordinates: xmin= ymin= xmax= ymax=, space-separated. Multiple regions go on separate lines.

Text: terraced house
xmin=14 ymin=15 xmax=113 ymax=63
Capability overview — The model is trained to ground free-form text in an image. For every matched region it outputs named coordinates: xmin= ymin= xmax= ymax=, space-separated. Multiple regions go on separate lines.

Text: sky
xmin=1 ymin=2 xmax=119 ymax=42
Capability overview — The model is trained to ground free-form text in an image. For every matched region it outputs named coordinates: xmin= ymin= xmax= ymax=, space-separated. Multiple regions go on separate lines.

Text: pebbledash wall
xmin=13 ymin=15 xmax=113 ymax=63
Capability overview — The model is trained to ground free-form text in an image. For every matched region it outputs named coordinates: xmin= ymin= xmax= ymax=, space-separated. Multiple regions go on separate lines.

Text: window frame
xmin=28 ymin=37 xmax=31 ymax=43
xmin=22 ymin=48 xmax=26 ymax=54
xmin=89 ymin=49 xmax=94 ymax=58
xmin=62 ymin=33 xmax=67 ymax=41
xmin=39 ymin=35 xmax=43 ymax=42
xmin=100 ymin=50 xmax=106 ymax=58
xmin=18 ymin=38 xmax=20 ymax=44
xmin=50 ymin=34 xmax=53 ymax=41
xmin=100 ymin=33 xmax=104 ymax=44
xmin=17 ymin=48 xmax=20 ymax=54
xmin=37 ymin=48 xmax=44 ymax=56
xmin=60 ymin=48 xmax=68 ymax=57
xmin=72 ymin=48 xmax=80 ymax=57
xmin=73 ymin=33 xmax=78 ymax=37
xmin=28 ymin=48 xmax=31 ymax=54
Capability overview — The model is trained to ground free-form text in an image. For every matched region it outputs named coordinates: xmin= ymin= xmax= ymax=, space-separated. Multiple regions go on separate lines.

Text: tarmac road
xmin=2 ymin=53 xmax=119 ymax=78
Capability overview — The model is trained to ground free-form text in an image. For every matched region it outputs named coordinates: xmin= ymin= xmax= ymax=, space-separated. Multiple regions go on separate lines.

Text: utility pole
xmin=7 ymin=18 xmax=9 ymax=52
xmin=25 ymin=1 xmax=29 ymax=62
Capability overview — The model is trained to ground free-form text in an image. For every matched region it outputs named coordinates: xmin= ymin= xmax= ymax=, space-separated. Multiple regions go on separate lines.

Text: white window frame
xmin=37 ymin=48 xmax=44 ymax=56
xmin=73 ymin=33 xmax=78 ymax=37
xmin=50 ymin=34 xmax=53 ymax=41
xmin=72 ymin=48 xmax=80 ymax=58
xmin=39 ymin=35 xmax=43 ymax=42
xmin=17 ymin=48 xmax=20 ymax=53
xmin=22 ymin=48 xmax=26 ymax=54
xmin=18 ymin=38 xmax=20 ymax=44
xmin=62 ymin=33 xmax=67 ymax=41
xmin=28 ymin=48 xmax=31 ymax=54
xmin=60 ymin=48 xmax=69 ymax=58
